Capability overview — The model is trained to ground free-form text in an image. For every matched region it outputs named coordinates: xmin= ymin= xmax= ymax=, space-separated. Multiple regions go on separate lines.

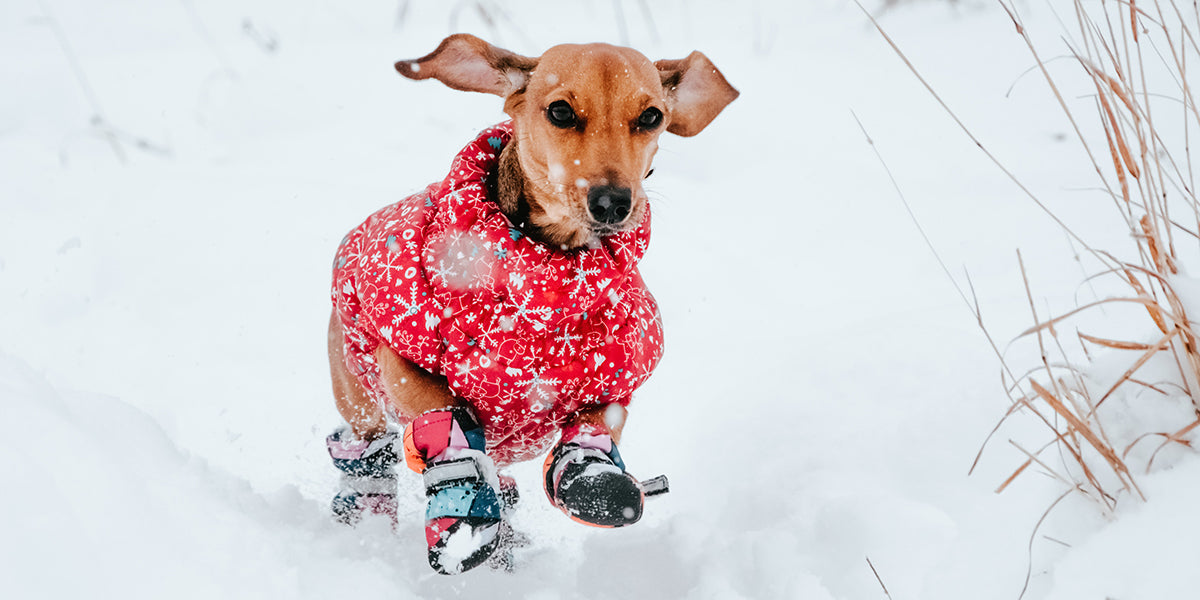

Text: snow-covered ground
xmin=4 ymin=0 xmax=1200 ymax=597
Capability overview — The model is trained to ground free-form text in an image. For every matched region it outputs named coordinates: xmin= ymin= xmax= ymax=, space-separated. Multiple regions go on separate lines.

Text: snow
xmin=438 ymin=521 xmax=499 ymax=575
xmin=4 ymin=0 xmax=1200 ymax=598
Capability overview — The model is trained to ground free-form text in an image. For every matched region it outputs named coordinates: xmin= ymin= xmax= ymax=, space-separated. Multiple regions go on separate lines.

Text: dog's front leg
xmin=372 ymin=345 xmax=506 ymax=574
xmin=542 ymin=403 xmax=653 ymax=527
xmin=373 ymin=344 xmax=463 ymax=418
xmin=569 ymin=403 xmax=628 ymax=443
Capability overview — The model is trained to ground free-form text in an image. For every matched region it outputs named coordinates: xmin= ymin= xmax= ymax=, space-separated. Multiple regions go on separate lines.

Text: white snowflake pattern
xmin=379 ymin=243 xmax=408 ymax=282
xmin=429 ymin=258 xmax=460 ymax=286
xmin=568 ymin=266 xmax=601 ymax=298
xmin=510 ymin=291 xmax=554 ymax=330
xmin=456 ymin=360 xmax=476 ymax=378
xmin=353 ymin=250 xmax=372 ymax=271
xmin=593 ymin=371 xmax=613 ymax=390
xmin=554 ymin=330 xmax=583 ymax=356
xmin=495 ymin=381 xmax=525 ymax=406
xmin=391 ymin=281 xmax=426 ymax=322
xmin=519 ymin=368 xmax=562 ymax=411
xmin=607 ymin=235 xmax=635 ymax=258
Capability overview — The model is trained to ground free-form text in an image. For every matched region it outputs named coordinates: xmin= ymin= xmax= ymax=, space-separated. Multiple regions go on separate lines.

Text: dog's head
xmin=396 ymin=34 xmax=739 ymax=249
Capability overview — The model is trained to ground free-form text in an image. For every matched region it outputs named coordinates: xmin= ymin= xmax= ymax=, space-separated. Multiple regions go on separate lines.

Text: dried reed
xmin=863 ymin=0 xmax=1200 ymax=519
xmin=985 ymin=0 xmax=1200 ymax=512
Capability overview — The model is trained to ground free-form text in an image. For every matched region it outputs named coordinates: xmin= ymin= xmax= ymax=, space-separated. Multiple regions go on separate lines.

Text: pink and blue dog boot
xmin=403 ymin=407 xmax=503 ymax=574
xmin=326 ymin=427 xmax=400 ymax=525
xmin=542 ymin=423 xmax=668 ymax=528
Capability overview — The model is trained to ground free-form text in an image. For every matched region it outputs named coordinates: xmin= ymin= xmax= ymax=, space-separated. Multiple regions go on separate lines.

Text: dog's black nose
xmin=587 ymin=186 xmax=632 ymax=225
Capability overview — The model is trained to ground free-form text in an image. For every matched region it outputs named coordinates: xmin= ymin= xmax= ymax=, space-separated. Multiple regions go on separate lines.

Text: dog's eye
xmin=637 ymin=107 xmax=663 ymax=130
xmin=546 ymin=101 xmax=577 ymax=128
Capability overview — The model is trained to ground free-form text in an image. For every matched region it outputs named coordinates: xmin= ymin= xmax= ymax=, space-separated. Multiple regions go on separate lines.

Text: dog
xmin=324 ymin=34 xmax=737 ymax=574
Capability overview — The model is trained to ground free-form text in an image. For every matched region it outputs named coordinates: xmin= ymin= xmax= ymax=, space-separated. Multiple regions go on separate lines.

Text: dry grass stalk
xmin=1077 ymin=331 xmax=1167 ymax=351
xmin=863 ymin=0 xmax=1200 ymax=521
xmin=981 ymin=0 xmax=1200 ymax=514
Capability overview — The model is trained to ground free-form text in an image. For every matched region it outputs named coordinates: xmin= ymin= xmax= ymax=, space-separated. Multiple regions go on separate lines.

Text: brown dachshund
xmin=325 ymin=34 xmax=737 ymax=574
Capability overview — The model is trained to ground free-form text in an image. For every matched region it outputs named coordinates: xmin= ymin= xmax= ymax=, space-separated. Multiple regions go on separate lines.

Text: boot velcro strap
xmin=639 ymin=474 xmax=670 ymax=497
xmin=559 ymin=447 xmax=612 ymax=465
xmin=340 ymin=472 xmax=398 ymax=495
xmin=423 ymin=458 xmax=484 ymax=490
xmin=551 ymin=447 xmax=616 ymax=492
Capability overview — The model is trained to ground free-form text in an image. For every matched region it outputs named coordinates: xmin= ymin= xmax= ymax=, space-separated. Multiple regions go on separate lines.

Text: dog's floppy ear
xmin=395 ymin=34 xmax=538 ymax=97
xmin=655 ymin=52 xmax=739 ymax=137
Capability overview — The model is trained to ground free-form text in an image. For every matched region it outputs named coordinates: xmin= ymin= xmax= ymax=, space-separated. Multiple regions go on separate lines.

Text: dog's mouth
xmin=518 ymin=187 xmax=644 ymax=250
xmin=582 ymin=217 xmax=642 ymax=248
xmin=591 ymin=224 xmax=623 ymax=237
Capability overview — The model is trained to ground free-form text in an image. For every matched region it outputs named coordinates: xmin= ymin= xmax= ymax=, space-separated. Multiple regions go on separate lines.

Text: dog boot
xmin=327 ymin=427 xmax=400 ymax=525
xmin=403 ymin=406 xmax=503 ymax=575
xmin=543 ymin=423 xmax=646 ymax=527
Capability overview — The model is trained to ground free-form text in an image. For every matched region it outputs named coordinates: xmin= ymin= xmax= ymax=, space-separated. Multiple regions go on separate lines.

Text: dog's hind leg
xmin=325 ymin=311 xmax=400 ymax=524
xmin=327 ymin=311 xmax=388 ymax=440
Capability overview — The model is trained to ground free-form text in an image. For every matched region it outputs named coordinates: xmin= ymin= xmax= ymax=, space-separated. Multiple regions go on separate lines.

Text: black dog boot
xmin=326 ymin=427 xmax=400 ymax=525
xmin=543 ymin=423 xmax=661 ymax=528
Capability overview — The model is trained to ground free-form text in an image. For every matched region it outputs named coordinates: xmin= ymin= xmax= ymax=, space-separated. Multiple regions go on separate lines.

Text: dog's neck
xmin=490 ymin=138 xmax=534 ymax=235
xmin=490 ymin=138 xmax=595 ymax=250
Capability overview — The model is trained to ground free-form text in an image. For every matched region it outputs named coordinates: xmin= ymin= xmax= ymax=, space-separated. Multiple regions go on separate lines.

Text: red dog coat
xmin=332 ymin=122 xmax=664 ymax=466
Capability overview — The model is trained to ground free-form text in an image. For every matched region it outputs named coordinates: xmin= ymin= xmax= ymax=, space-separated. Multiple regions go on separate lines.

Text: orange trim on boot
xmin=403 ymin=422 xmax=427 ymax=473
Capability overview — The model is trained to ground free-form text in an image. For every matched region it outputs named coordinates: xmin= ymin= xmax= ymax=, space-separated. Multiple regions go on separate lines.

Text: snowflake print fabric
xmin=332 ymin=122 xmax=664 ymax=466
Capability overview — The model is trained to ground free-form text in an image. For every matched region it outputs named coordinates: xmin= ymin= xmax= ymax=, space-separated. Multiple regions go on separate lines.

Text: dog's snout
xmin=587 ymin=186 xmax=632 ymax=225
